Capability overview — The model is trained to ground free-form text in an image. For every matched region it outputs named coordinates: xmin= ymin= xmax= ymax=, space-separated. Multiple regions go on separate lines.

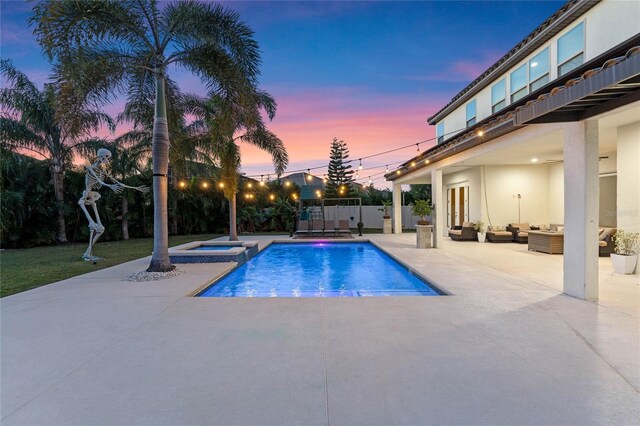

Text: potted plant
xmin=378 ymin=200 xmax=393 ymax=219
xmin=611 ymin=229 xmax=639 ymax=274
xmin=474 ymin=221 xmax=486 ymax=243
xmin=410 ymin=199 xmax=433 ymax=225
xmin=410 ymin=200 xmax=433 ymax=249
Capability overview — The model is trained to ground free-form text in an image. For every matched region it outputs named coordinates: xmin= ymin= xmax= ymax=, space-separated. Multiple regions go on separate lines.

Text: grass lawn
xmin=0 ymin=234 xmax=222 ymax=298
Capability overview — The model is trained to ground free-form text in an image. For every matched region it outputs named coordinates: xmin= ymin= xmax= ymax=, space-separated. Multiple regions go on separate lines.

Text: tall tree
xmin=33 ymin=0 xmax=262 ymax=271
xmin=325 ymin=137 xmax=355 ymax=198
xmin=194 ymin=91 xmax=288 ymax=241
xmin=0 ymin=60 xmax=113 ymax=243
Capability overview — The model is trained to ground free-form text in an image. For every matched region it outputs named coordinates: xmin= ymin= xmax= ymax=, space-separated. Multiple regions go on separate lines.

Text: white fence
xmin=310 ymin=205 xmax=429 ymax=229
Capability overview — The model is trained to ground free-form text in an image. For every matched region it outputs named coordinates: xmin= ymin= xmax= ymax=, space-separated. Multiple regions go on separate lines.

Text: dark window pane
xmin=492 ymin=100 xmax=506 ymax=114
xmin=559 ymin=53 xmax=584 ymax=76
xmin=511 ymin=87 xmax=527 ymax=103
xmin=530 ymin=74 xmax=549 ymax=92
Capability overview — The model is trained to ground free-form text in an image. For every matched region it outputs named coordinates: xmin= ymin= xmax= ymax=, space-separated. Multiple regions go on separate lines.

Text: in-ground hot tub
xmin=168 ymin=241 xmax=259 ymax=264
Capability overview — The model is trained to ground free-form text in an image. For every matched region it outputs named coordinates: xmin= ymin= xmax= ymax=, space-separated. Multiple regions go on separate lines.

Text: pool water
xmin=198 ymin=242 xmax=441 ymax=297
xmin=190 ymin=245 xmax=240 ymax=251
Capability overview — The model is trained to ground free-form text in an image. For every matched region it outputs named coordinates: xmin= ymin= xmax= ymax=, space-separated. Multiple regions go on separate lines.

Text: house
xmin=386 ymin=0 xmax=640 ymax=300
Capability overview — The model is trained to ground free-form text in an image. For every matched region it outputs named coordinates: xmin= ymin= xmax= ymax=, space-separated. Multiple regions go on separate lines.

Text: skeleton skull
xmin=97 ymin=148 xmax=112 ymax=167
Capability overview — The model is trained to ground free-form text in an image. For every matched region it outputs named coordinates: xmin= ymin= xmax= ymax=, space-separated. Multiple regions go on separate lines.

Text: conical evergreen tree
xmin=325 ymin=137 xmax=355 ymax=198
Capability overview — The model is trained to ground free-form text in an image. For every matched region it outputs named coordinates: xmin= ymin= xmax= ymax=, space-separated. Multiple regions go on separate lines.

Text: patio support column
xmin=563 ymin=120 xmax=599 ymax=300
xmin=393 ymin=183 xmax=402 ymax=234
xmin=431 ymin=169 xmax=444 ymax=248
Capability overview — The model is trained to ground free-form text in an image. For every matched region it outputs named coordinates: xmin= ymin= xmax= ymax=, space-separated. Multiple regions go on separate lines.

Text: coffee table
xmin=528 ymin=230 xmax=564 ymax=254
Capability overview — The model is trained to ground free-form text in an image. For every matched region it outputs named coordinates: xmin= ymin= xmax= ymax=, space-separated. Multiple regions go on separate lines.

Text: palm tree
xmin=0 ymin=59 xmax=113 ymax=243
xmin=195 ymin=92 xmax=288 ymax=241
xmin=32 ymin=0 xmax=262 ymax=271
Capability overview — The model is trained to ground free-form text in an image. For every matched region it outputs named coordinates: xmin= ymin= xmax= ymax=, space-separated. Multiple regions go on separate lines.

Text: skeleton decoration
xmin=79 ymin=148 xmax=149 ymax=261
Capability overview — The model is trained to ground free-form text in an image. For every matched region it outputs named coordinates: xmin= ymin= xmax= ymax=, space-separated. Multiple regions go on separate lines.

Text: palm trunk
xmin=147 ymin=70 xmax=174 ymax=272
xmin=52 ymin=165 xmax=68 ymax=244
xmin=229 ymin=193 xmax=238 ymax=241
xmin=121 ymin=196 xmax=129 ymax=240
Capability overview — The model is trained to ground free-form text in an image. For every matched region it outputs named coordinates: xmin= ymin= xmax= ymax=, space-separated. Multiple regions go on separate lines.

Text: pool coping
xmin=193 ymin=238 xmax=449 ymax=297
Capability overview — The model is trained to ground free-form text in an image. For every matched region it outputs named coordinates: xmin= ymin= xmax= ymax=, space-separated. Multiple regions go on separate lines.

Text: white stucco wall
xmin=616 ymin=122 xmax=640 ymax=234
xmin=548 ymin=163 xmax=565 ymax=224
xmin=599 ymin=175 xmax=617 ymax=228
xmin=433 ymin=0 xmax=640 ymax=142
xmin=482 ymin=165 xmax=551 ymax=227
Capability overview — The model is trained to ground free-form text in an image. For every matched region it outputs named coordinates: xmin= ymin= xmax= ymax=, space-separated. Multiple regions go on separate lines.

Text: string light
xmin=355 ymin=171 xmax=359 ymax=179
xmin=292 ymin=193 xmax=298 ymax=200
xmin=269 ymin=194 xmax=275 ymax=201
xmin=247 ymin=182 xmax=253 ymax=189
xmin=241 ymin=124 xmax=482 ymax=179
xmin=368 ymin=176 xmax=372 ymax=184
xmin=284 ymin=181 xmax=291 ymax=187
xmin=201 ymin=181 xmax=209 ymax=189
xmin=358 ymin=159 xmax=363 ymax=170
xmin=323 ymin=174 xmax=327 ymax=183
xmin=218 ymin=182 xmax=224 ymax=188
xmin=315 ymin=190 xmax=322 ymax=198
xmin=178 ymin=181 xmax=186 ymax=188
xmin=259 ymin=180 xmax=266 ymax=187
xmin=306 ymin=169 xmax=313 ymax=181
xmin=416 ymin=143 xmax=420 ymax=152
xmin=385 ymin=165 xmax=389 ymax=173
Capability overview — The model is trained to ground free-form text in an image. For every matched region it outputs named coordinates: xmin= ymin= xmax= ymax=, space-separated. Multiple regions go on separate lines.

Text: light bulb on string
xmin=416 ymin=143 xmax=420 ymax=152
xmin=358 ymin=159 xmax=363 ymax=170
xmin=306 ymin=169 xmax=313 ymax=181
xmin=368 ymin=177 xmax=372 ymax=184
xmin=385 ymin=165 xmax=389 ymax=173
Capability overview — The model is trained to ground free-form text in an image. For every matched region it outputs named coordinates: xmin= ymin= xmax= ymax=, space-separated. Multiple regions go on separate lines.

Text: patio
xmin=1 ymin=234 xmax=638 ymax=425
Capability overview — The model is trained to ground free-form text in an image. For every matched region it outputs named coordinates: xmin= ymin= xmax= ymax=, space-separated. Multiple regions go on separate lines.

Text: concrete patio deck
xmin=1 ymin=234 xmax=638 ymax=425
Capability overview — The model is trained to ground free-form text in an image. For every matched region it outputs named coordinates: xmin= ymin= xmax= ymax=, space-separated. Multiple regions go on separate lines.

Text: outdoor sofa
xmin=449 ymin=222 xmax=478 ymax=241
xmin=486 ymin=226 xmax=513 ymax=243
xmin=599 ymin=227 xmax=616 ymax=257
xmin=506 ymin=223 xmax=540 ymax=243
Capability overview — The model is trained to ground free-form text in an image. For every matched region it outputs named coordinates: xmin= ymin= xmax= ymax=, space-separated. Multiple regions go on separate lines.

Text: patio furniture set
xmin=448 ymin=222 xmax=616 ymax=256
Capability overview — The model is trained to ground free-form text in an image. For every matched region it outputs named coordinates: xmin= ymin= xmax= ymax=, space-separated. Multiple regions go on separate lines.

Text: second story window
xmin=510 ymin=63 xmax=528 ymax=103
xmin=558 ymin=22 xmax=584 ymax=76
xmin=466 ymin=99 xmax=476 ymax=127
xmin=436 ymin=122 xmax=445 ymax=144
xmin=529 ymin=47 xmax=549 ymax=92
xmin=491 ymin=79 xmax=506 ymax=114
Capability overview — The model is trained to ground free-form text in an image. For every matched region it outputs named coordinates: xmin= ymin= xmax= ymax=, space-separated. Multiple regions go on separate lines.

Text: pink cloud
xmin=406 ymin=50 xmax=503 ymax=83
xmin=238 ymin=88 xmax=449 ymax=181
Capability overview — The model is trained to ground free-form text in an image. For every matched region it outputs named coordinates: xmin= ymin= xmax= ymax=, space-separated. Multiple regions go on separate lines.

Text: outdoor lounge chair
xmin=507 ymin=223 xmax=538 ymax=243
xmin=309 ymin=219 xmax=325 ymax=235
xmin=486 ymin=226 xmax=513 ymax=243
xmin=599 ymin=227 xmax=616 ymax=257
xmin=295 ymin=220 xmax=310 ymax=236
xmin=338 ymin=220 xmax=351 ymax=234
xmin=448 ymin=222 xmax=477 ymax=241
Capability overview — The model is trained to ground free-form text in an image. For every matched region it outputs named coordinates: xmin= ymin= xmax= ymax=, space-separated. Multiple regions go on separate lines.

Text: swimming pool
xmin=198 ymin=242 xmax=442 ymax=297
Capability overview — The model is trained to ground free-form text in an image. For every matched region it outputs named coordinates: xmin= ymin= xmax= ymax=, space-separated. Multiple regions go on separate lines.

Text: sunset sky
xmin=1 ymin=0 xmax=563 ymax=187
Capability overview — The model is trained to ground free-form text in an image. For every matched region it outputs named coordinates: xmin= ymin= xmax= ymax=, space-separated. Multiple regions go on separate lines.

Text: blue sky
xmin=1 ymin=0 xmax=564 ymax=186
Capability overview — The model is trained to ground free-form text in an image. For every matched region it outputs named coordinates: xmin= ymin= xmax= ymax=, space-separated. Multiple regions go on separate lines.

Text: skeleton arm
xmin=103 ymin=169 xmax=150 ymax=193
